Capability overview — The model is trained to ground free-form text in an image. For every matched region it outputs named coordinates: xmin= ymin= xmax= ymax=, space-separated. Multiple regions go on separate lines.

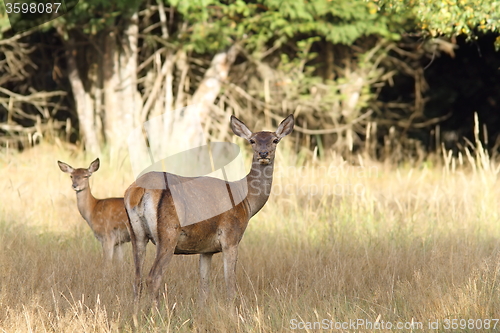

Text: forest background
xmin=0 ymin=0 xmax=498 ymax=160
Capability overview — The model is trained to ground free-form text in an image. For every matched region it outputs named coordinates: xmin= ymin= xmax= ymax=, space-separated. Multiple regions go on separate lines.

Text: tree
xmin=378 ymin=0 xmax=500 ymax=48
xmin=52 ymin=0 xmax=141 ymax=155
xmin=9 ymin=0 xmax=483 ymax=159
xmin=0 ymin=0 xmax=398 ymax=155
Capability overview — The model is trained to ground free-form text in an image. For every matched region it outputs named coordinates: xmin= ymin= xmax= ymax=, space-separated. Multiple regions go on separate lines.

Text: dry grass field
xmin=1 ymin=140 xmax=500 ymax=332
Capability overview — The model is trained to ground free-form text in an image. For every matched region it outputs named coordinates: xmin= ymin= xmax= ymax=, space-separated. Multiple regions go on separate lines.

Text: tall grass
xmin=1 ymin=139 xmax=500 ymax=332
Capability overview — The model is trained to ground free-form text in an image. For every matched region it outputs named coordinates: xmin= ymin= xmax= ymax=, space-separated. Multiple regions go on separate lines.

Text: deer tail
xmin=124 ymin=183 xmax=146 ymax=211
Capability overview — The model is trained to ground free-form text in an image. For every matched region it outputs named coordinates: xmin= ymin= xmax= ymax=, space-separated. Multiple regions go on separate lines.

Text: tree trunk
xmin=171 ymin=45 xmax=239 ymax=153
xmin=65 ymin=38 xmax=101 ymax=156
xmin=133 ymin=45 xmax=239 ymax=178
xmin=103 ymin=12 xmax=140 ymax=152
xmin=138 ymin=49 xmax=176 ymax=162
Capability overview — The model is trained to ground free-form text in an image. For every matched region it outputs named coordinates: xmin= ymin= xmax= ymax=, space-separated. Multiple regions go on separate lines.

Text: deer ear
xmin=58 ymin=161 xmax=74 ymax=174
xmin=276 ymin=114 xmax=294 ymax=139
xmin=88 ymin=158 xmax=100 ymax=173
xmin=230 ymin=115 xmax=253 ymax=140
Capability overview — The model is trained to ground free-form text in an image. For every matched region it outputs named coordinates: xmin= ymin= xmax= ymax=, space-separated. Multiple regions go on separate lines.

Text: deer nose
xmin=259 ymin=152 xmax=269 ymax=158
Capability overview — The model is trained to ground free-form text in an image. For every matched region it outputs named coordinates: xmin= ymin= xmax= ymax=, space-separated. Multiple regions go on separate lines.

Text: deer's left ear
xmin=276 ymin=114 xmax=294 ymax=139
xmin=88 ymin=158 xmax=100 ymax=174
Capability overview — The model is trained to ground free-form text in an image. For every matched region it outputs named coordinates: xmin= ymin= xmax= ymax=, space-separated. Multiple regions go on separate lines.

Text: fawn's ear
xmin=88 ymin=158 xmax=100 ymax=174
xmin=230 ymin=115 xmax=253 ymax=140
xmin=276 ymin=114 xmax=294 ymax=139
xmin=57 ymin=161 xmax=74 ymax=174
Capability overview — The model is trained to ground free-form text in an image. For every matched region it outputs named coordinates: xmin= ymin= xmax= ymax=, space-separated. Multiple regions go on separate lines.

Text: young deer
xmin=58 ymin=158 xmax=131 ymax=263
xmin=124 ymin=114 xmax=294 ymax=307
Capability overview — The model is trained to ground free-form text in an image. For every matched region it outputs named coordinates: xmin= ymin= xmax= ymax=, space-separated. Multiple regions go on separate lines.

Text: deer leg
xmin=132 ymin=237 xmax=147 ymax=302
xmin=129 ymin=235 xmax=147 ymax=328
xmin=126 ymin=208 xmax=149 ymax=327
xmin=147 ymin=227 xmax=179 ymax=307
xmin=102 ymin=238 xmax=114 ymax=264
xmin=114 ymin=243 xmax=125 ymax=263
xmin=199 ymin=253 xmax=213 ymax=305
xmin=222 ymin=246 xmax=238 ymax=303
xmin=126 ymin=211 xmax=148 ymax=303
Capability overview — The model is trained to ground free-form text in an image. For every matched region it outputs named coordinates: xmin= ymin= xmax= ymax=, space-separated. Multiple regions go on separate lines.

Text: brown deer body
xmin=124 ymin=115 xmax=294 ymax=306
xmin=58 ymin=158 xmax=131 ymax=263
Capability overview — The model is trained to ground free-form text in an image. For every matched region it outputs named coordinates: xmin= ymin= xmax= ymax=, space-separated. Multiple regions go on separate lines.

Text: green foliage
xmin=1 ymin=0 xmax=398 ymax=51
xmin=166 ymin=0 xmax=397 ymax=54
xmin=0 ymin=0 xmax=151 ymax=38
xmin=51 ymin=0 xmax=141 ymax=36
xmin=0 ymin=0 xmax=11 ymax=38
xmin=251 ymin=0 xmax=393 ymax=44
xmin=378 ymin=0 xmax=500 ymax=48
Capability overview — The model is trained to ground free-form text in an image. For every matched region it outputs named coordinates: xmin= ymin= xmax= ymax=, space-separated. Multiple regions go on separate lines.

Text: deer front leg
xmin=114 ymin=243 xmax=125 ymax=263
xmin=223 ymin=246 xmax=238 ymax=303
xmin=102 ymin=238 xmax=114 ymax=264
xmin=199 ymin=253 xmax=213 ymax=305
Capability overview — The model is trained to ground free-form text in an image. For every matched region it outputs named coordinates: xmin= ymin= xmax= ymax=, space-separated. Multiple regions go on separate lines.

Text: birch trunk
xmin=169 ymin=45 xmax=239 ymax=154
xmin=65 ymin=38 xmax=101 ymax=156
xmin=103 ymin=12 xmax=140 ymax=152
xmin=130 ymin=45 xmax=239 ymax=178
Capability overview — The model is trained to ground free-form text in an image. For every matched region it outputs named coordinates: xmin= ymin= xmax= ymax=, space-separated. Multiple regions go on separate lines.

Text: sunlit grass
xmin=1 ymin=141 xmax=500 ymax=332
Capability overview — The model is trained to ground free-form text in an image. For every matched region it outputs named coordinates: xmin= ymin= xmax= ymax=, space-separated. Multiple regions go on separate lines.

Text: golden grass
xmin=1 ymin=141 xmax=500 ymax=332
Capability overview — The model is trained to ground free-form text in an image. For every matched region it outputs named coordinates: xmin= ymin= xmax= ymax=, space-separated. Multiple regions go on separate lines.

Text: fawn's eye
xmin=273 ymin=139 xmax=279 ymax=144
xmin=249 ymin=139 xmax=255 ymax=144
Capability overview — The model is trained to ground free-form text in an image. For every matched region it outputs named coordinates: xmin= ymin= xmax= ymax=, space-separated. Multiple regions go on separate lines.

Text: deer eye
xmin=249 ymin=139 xmax=255 ymax=144
xmin=273 ymin=139 xmax=279 ymax=144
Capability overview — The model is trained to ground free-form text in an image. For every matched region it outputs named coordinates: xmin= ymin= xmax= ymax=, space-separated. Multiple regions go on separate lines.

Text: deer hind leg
xmin=131 ymin=232 xmax=148 ymax=303
xmin=130 ymin=236 xmax=148 ymax=327
xmin=222 ymin=245 xmax=238 ymax=303
xmin=199 ymin=253 xmax=213 ymax=305
xmin=127 ymin=219 xmax=148 ymax=328
xmin=147 ymin=227 xmax=180 ymax=307
xmin=126 ymin=208 xmax=149 ymax=304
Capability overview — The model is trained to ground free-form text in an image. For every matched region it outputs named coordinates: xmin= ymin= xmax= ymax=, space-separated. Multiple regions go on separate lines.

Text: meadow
xmin=1 ymin=139 xmax=500 ymax=332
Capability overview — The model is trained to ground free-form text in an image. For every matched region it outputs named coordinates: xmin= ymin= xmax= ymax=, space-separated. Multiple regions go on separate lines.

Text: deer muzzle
xmin=258 ymin=152 xmax=270 ymax=164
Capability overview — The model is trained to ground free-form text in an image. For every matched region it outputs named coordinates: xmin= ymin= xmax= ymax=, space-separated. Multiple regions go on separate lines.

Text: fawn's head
xmin=58 ymin=158 xmax=100 ymax=192
xmin=231 ymin=115 xmax=294 ymax=165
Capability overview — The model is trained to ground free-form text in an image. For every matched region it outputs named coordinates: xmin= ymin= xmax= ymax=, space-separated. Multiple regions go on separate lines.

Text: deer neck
xmin=245 ymin=159 xmax=275 ymax=217
xmin=75 ymin=186 xmax=97 ymax=225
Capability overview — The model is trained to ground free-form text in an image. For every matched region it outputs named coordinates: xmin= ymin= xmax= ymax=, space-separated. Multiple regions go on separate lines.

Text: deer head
xmin=58 ymin=158 xmax=100 ymax=192
xmin=230 ymin=114 xmax=294 ymax=165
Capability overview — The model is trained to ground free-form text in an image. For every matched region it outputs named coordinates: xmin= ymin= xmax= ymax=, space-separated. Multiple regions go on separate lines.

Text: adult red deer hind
xmin=124 ymin=114 xmax=294 ymax=307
